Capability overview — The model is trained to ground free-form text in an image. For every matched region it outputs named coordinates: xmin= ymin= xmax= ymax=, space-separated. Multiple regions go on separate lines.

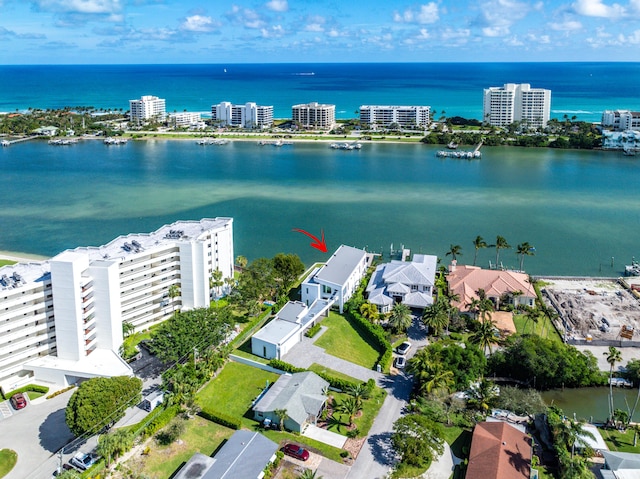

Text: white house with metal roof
xmin=366 ymin=254 xmax=437 ymax=313
xmin=253 ymin=371 xmax=329 ymax=433
xmin=301 ymin=245 xmax=370 ymax=313
xmin=251 ymin=300 xmax=332 ymax=360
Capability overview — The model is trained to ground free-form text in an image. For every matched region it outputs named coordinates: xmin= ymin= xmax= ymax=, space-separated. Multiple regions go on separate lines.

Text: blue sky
xmin=1 ymin=0 xmax=640 ymax=64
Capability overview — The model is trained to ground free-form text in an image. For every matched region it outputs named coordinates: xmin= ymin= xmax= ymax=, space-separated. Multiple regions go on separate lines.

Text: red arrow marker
xmin=293 ymin=228 xmax=328 ymax=253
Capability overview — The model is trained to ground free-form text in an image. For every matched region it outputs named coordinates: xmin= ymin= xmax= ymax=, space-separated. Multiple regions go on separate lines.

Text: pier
xmin=1 ymin=135 xmax=39 ymax=146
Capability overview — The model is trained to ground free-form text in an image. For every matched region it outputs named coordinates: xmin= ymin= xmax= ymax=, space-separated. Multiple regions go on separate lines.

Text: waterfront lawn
xmin=196 ymin=361 xmax=279 ymax=428
xmin=135 ymin=416 xmax=233 ymax=479
xmin=314 ymin=311 xmax=380 ymax=369
xmin=0 ymin=449 xmax=17 ymax=478
xmin=600 ymin=427 xmax=640 ymax=453
xmin=513 ymin=313 xmax=562 ymax=343
xmin=0 ymin=260 xmax=16 ymax=268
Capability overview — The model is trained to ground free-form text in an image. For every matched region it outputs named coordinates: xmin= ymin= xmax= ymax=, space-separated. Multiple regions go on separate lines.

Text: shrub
xmin=347 ymin=428 xmax=360 ymax=438
xmin=267 ymin=359 xmax=360 ymax=391
xmin=155 ymin=419 xmax=185 ymax=446
xmin=305 ymin=324 xmax=322 ymax=338
xmin=199 ymin=407 xmax=241 ymax=430
xmin=340 ymin=450 xmax=350 ymax=458
xmin=3 ymin=384 xmax=49 ymax=400
xmin=46 ymin=385 xmax=76 ymax=399
xmin=139 ymin=405 xmax=180 ymax=438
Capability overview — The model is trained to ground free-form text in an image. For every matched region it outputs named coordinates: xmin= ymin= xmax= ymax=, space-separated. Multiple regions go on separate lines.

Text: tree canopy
xmin=65 ymin=376 xmax=142 ymax=436
xmin=487 ymin=335 xmax=604 ymax=390
xmin=391 ymin=414 xmax=445 ymax=467
xmin=151 ymin=306 xmax=233 ymax=363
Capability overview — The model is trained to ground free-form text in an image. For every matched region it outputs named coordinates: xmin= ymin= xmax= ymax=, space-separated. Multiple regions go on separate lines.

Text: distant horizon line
xmin=2 ymin=61 xmax=640 ymax=67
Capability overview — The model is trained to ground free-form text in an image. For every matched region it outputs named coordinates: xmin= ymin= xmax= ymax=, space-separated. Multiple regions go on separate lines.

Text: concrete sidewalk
xmin=303 ymin=424 xmax=347 ymax=448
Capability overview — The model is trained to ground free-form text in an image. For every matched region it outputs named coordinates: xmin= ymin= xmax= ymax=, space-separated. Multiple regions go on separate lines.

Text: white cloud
xmin=618 ymin=29 xmax=640 ymax=43
xmin=32 ymin=0 xmax=122 ymax=14
xmin=572 ymin=0 xmax=625 ymax=18
xmin=394 ymin=3 xmax=439 ymax=24
xmin=306 ymin=23 xmax=324 ymax=32
xmin=261 ymin=25 xmax=284 ymax=38
xmin=181 ymin=15 xmax=217 ymax=33
xmin=226 ymin=5 xmax=266 ymax=29
xmin=440 ymin=28 xmax=470 ymax=43
xmin=266 ymin=0 xmax=288 ymax=12
xmin=549 ymin=20 xmax=583 ymax=31
xmin=478 ymin=0 xmax=530 ymax=37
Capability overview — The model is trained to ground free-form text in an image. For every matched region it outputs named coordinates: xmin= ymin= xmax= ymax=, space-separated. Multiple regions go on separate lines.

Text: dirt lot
xmin=541 ymin=278 xmax=640 ymax=341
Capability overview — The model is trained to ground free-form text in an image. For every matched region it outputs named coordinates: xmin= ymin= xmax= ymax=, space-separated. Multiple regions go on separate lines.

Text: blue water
xmin=1 ymin=139 xmax=639 ymax=277
xmin=1 ymin=63 xmax=639 ymax=121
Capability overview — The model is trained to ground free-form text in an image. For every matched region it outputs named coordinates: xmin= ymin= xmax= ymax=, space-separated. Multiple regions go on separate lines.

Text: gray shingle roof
xmin=253 ymin=371 xmax=329 ymax=427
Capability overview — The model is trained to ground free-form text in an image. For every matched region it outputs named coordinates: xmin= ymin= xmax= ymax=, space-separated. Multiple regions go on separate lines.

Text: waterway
xmin=542 ymin=387 xmax=640 ymax=424
xmin=1 ymin=139 xmax=639 ymax=275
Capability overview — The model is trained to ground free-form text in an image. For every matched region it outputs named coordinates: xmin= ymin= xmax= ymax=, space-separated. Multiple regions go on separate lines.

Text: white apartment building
xmin=168 ymin=111 xmax=204 ymax=129
xmin=212 ymin=102 xmax=274 ymax=128
xmin=0 ymin=218 xmax=234 ymax=393
xmin=483 ymin=84 xmax=551 ymax=128
xmin=602 ymin=110 xmax=640 ymax=131
xmin=292 ymin=102 xmax=336 ymax=130
xmin=360 ymin=105 xmax=431 ymax=128
xmin=129 ymin=95 xmax=167 ymax=123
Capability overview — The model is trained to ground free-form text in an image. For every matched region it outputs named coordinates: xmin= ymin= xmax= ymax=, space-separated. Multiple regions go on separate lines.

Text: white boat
xmin=104 ymin=137 xmax=128 ymax=145
xmin=330 ymin=142 xmax=362 ymax=150
xmin=447 ymin=141 xmax=458 ymax=149
xmin=1 ymin=140 xmax=9 ymax=147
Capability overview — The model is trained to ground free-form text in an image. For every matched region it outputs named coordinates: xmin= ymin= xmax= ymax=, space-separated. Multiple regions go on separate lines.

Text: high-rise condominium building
xmin=359 ymin=105 xmax=431 ymax=128
xmin=0 ymin=218 xmax=233 ymax=393
xmin=129 ymin=95 xmax=167 ymax=122
xmin=483 ymin=84 xmax=551 ymax=128
xmin=212 ymin=102 xmax=274 ymax=128
xmin=602 ymin=110 xmax=640 ymax=131
xmin=292 ymin=102 xmax=336 ymax=130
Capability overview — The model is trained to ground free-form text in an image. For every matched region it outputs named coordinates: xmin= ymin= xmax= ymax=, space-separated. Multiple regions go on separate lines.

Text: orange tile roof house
xmin=467 ymin=421 xmax=532 ymax=479
xmin=446 ymin=261 xmax=536 ymax=312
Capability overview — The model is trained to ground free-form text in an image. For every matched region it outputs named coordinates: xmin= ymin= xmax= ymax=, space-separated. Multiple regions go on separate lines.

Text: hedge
xmin=305 ymin=323 xmax=322 ymax=338
xmin=199 ymin=407 xmax=241 ymax=430
xmin=229 ymin=307 xmax=273 ymax=348
xmin=2 ymin=384 xmax=49 ymax=400
xmin=344 ymin=308 xmax=392 ymax=371
xmin=267 ymin=359 xmax=361 ymax=392
xmin=134 ymin=404 xmax=180 ymax=439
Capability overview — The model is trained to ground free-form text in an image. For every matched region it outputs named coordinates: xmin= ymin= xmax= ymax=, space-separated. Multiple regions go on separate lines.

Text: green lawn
xmin=136 ymin=416 xmax=233 ymax=479
xmin=314 ymin=311 xmax=380 ymax=369
xmin=0 ymin=260 xmax=16 ymax=268
xmin=196 ymin=361 xmax=279 ymax=427
xmin=327 ymin=387 xmax=387 ymax=437
xmin=513 ymin=313 xmax=562 ymax=342
xmin=0 ymin=449 xmax=17 ymax=478
xmin=261 ymin=429 xmax=345 ymax=463
xmin=601 ymin=427 xmax=640 ymax=453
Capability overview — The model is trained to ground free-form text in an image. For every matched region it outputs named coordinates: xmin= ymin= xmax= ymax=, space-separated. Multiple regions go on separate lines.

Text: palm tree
xmin=605 ymin=346 xmax=622 ymax=422
xmin=210 ymin=268 xmax=224 ymax=298
xmin=516 ymin=242 xmax=535 ymax=272
xmin=422 ymin=299 xmax=449 ymax=336
xmin=298 ymin=469 xmax=323 ymax=479
xmin=469 ymin=319 xmax=500 ymax=355
xmin=346 ymin=383 xmax=370 ymax=410
xmin=420 ymin=363 xmax=455 ymax=397
xmin=168 ymin=284 xmax=180 ymax=312
xmin=359 ymin=302 xmax=380 ymax=323
xmin=388 ymin=303 xmax=413 ymax=333
xmin=566 ymin=419 xmax=595 ymax=458
xmin=274 ymin=408 xmax=288 ymax=431
xmin=122 ymin=321 xmax=135 ymax=338
xmin=446 ymin=244 xmax=462 ymax=261
xmin=335 ymin=396 xmax=360 ymax=427
xmin=472 ymin=235 xmax=488 ymax=266
xmin=466 ymin=379 xmax=499 ymax=413
xmin=494 ymin=235 xmax=511 ymax=269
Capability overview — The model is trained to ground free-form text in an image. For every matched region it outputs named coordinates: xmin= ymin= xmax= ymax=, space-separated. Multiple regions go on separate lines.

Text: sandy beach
xmin=0 ymin=250 xmax=48 ymax=263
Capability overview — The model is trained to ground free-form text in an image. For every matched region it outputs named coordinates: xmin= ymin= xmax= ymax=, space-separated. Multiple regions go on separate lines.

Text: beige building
xmin=292 ymin=102 xmax=335 ymax=130
xmin=483 ymin=83 xmax=551 ymax=128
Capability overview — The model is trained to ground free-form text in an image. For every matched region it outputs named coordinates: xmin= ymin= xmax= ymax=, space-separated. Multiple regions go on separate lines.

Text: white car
xmin=394 ymin=356 xmax=407 ymax=369
xmin=396 ymin=341 xmax=411 ymax=355
xmin=70 ymin=452 xmax=98 ymax=471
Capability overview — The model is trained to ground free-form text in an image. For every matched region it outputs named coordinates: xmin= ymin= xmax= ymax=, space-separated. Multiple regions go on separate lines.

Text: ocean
xmin=1 ymin=62 xmax=640 ymax=276
xmin=1 ymin=63 xmax=639 ymax=121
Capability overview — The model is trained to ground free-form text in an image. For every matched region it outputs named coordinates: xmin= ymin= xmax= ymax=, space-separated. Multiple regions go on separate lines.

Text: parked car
xmin=396 ymin=341 xmax=411 ymax=355
xmin=70 ymin=452 xmax=99 ymax=471
xmin=394 ymin=356 xmax=407 ymax=369
xmin=282 ymin=443 xmax=310 ymax=461
xmin=10 ymin=393 xmax=27 ymax=410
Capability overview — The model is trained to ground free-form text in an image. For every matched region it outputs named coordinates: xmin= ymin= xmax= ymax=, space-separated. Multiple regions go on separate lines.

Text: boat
xmin=104 ymin=137 xmax=128 ymax=145
xmin=197 ymin=138 xmax=228 ymax=145
xmin=330 ymin=142 xmax=362 ymax=150
xmin=625 ymin=260 xmax=640 ymax=276
xmin=49 ymin=138 xmax=78 ymax=145
xmin=447 ymin=141 xmax=458 ymax=149
xmin=1 ymin=140 xmax=9 ymax=147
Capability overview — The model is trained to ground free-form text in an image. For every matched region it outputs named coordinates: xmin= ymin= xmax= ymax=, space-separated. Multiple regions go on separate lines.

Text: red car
xmin=282 ymin=443 xmax=310 ymax=461
xmin=10 ymin=393 xmax=27 ymax=410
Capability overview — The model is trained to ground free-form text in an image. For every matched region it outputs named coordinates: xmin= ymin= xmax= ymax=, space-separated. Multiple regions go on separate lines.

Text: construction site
xmin=541 ymin=278 xmax=640 ymax=344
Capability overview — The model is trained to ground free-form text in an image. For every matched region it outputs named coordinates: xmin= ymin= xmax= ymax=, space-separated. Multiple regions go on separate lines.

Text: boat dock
xmin=1 ymin=135 xmax=39 ymax=147
xmin=436 ymin=140 xmax=482 ymax=159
